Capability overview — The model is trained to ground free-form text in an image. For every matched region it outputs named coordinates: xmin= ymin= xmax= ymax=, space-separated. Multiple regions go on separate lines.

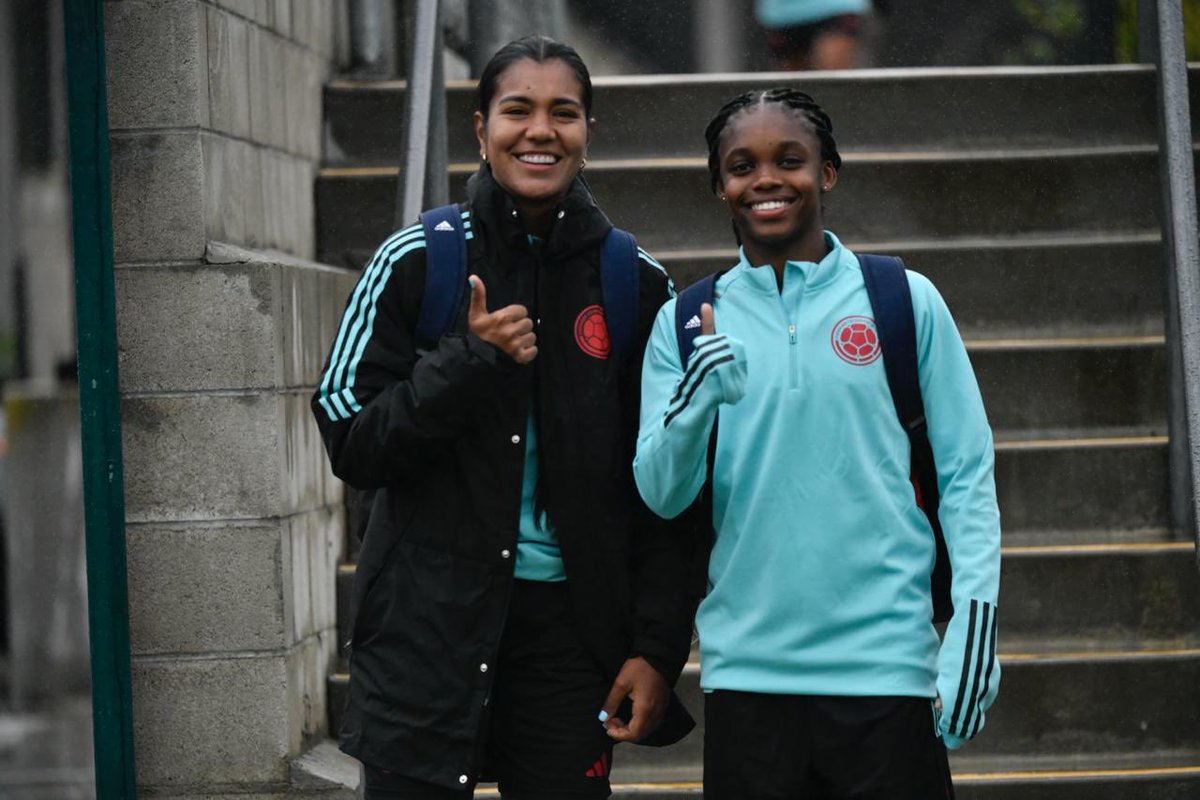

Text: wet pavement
xmin=0 ymin=696 xmax=94 ymax=800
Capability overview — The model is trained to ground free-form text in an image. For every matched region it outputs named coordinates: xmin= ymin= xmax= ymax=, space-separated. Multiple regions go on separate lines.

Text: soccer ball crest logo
xmin=574 ymin=305 xmax=611 ymax=359
xmin=831 ymin=315 xmax=881 ymax=365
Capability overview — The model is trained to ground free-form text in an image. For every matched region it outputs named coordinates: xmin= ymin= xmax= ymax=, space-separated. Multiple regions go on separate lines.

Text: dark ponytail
xmin=477 ymin=35 xmax=594 ymax=119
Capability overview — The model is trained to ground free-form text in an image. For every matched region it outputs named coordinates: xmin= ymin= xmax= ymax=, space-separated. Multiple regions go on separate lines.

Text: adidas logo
xmin=584 ymin=752 xmax=610 ymax=778
xmin=684 ymin=314 xmax=702 ymax=330
xmin=434 ymin=220 xmax=454 ymax=232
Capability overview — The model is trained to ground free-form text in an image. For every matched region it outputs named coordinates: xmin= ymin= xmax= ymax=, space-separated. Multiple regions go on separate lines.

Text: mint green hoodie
xmin=634 ymin=232 xmax=1001 ymax=747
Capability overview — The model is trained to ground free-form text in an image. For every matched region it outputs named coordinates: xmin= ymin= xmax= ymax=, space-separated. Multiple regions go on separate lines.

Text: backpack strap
xmin=414 ymin=204 xmax=469 ymax=349
xmin=599 ymin=227 xmax=640 ymax=360
xmin=674 ymin=271 xmax=722 ymax=369
xmin=858 ymin=253 xmax=954 ymax=624
xmin=672 ymin=271 xmax=725 ymax=600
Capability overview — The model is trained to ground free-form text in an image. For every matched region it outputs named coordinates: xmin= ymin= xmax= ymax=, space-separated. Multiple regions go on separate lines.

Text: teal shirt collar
xmin=736 ymin=231 xmax=850 ymax=294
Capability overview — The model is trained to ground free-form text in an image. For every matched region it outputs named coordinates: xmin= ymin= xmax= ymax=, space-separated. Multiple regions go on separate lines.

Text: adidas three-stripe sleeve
xmin=634 ymin=301 xmax=748 ymax=521
xmin=910 ymin=272 xmax=1003 ymax=748
xmin=311 ymin=218 xmax=503 ymax=489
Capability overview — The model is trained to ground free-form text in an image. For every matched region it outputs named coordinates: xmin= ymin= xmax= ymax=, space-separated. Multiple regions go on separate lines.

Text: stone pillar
xmin=103 ymin=2 xmax=356 ymax=796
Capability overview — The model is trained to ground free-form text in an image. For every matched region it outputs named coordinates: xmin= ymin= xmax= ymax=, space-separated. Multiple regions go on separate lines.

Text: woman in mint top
xmin=634 ymin=88 xmax=1001 ymax=799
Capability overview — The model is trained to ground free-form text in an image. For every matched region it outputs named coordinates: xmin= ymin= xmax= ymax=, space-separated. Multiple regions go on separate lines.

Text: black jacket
xmin=312 ymin=167 xmax=697 ymax=790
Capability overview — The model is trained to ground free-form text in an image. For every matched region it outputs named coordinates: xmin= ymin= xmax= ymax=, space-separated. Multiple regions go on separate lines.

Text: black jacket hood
xmin=466 ymin=165 xmax=613 ymax=265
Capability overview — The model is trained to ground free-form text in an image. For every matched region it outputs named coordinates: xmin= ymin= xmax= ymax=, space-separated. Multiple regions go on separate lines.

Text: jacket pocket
xmin=348 ymin=546 xmax=397 ymax=650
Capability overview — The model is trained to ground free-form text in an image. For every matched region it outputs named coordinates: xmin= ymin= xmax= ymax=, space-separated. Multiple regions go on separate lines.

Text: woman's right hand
xmin=693 ymin=302 xmax=747 ymax=406
xmin=467 ymin=275 xmax=538 ymax=364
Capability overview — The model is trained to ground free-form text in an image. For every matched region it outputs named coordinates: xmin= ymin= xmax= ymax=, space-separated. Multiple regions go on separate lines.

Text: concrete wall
xmin=103 ymin=2 xmax=356 ymax=796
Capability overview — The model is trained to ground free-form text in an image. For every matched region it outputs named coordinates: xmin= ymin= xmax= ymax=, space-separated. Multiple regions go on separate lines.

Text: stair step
xmin=328 ymin=647 xmax=1200 ymax=786
xmin=332 ymin=435 xmax=1180 ymax=667
xmin=603 ymin=646 xmax=1200 ymax=775
xmin=660 ymin=234 xmax=1164 ymax=339
xmin=316 ymin=147 xmax=1168 ymax=259
xmin=333 ymin=540 xmax=1198 ymax=673
xmin=322 ymin=65 xmax=1180 ymax=166
xmin=323 ymin=234 xmax=1164 ymax=339
xmin=970 ymin=339 xmax=1164 ymax=434
xmin=600 ymin=758 xmax=1200 ymax=796
xmin=575 ymin=763 xmax=1200 ymax=800
xmin=321 ymin=233 xmax=1164 ymax=340
xmin=596 ymin=761 xmax=1200 ymax=799
xmin=994 ymin=436 xmax=1167 ymax=533
xmin=1001 ymin=542 xmax=1199 ymax=644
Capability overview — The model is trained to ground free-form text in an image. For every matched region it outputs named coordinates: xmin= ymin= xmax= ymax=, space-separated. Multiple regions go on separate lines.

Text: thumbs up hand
xmin=690 ymin=301 xmax=746 ymax=407
xmin=467 ymin=275 xmax=538 ymax=364
xmin=700 ymin=302 xmax=716 ymax=336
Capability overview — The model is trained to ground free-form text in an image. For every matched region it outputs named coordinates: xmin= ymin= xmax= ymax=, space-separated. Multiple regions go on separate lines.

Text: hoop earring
xmin=580 ymin=157 xmax=588 ymax=171
xmin=481 ymin=153 xmax=488 ymax=163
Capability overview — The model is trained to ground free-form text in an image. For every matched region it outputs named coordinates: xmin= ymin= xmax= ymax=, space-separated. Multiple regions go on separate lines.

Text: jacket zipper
xmin=778 ymin=291 xmax=799 ymax=390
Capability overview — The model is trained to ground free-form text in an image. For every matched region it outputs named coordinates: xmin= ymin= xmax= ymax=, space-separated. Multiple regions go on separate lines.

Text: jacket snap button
xmin=480 ymin=663 xmax=489 ymax=673
xmin=501 ymin=549 xmax=511 ymax=559
xmin=511 ymin=434 xmax=520 ymax=444
xmin=557 ymin=210 xmax=565 ymax=219
xmin=459 ymin=775 xmax=468 ymax=784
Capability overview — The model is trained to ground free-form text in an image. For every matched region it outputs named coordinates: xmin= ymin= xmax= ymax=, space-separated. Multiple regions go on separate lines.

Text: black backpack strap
xmin=859 ymin=253 xmax=953 ymax=624
xmin=414 ymin=204 xmax=469 ymax=349
xmin=671 ymin=272 xmax=725 ymax=600
xmin=674 ymin=272 xmax=722 ymax=369
xmin=600 ymin=227 xmax=640 ymax=360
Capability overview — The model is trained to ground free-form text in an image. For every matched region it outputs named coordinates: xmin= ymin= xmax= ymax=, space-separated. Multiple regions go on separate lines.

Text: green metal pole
xmin=62 ymin=0 xmax=137 ymax=796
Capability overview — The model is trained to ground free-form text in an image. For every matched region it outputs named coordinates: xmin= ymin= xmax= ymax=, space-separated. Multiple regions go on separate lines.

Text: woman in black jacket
xmin=312 ymin=36 xmax=696 ymax=800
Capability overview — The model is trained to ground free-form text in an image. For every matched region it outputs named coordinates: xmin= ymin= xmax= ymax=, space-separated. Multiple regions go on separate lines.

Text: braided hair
xmin=703 ymin=88 xmax=842 ymax=194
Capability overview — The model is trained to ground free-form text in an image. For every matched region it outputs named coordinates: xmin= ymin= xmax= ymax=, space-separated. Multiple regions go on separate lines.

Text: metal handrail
xmin=395 ymin=0 xmax=449 ymax=228
xmin=1152 ymin=0 xmax=1200 ymax=563
xmin=63 ymin=0 xmax=138 ymax=796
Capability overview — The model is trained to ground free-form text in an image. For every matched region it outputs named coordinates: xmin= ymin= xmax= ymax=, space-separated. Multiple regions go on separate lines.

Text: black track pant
xmin=704 ymin=691 xmax=955 ymax=800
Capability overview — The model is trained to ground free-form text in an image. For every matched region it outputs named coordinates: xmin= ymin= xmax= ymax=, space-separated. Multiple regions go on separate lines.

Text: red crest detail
xmin=574 ymin=305 xmax=610 ymax=359
xmin=831 ymin=315 xmax=881 ymax=365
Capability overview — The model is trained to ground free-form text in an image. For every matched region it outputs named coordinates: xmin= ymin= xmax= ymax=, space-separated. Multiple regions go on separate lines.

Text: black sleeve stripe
xmin=947 ymin=598 xmax=979 ymax=734
xmin=969 ymin=612 xmax=1000 ymax=738
xmin=664 ymin=353 xmax=735 ymax=428
xmin=668 ymin=337 xmax=730 ymax=407
xmin=960 ymin=602 xmax=992 ymax=737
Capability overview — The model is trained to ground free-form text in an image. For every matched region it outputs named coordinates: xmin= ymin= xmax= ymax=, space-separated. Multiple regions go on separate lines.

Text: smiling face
xmin=716 ymin=104 xmax=838 ymax=264
xmin=474 ymin=57 xmax=592 ymax=226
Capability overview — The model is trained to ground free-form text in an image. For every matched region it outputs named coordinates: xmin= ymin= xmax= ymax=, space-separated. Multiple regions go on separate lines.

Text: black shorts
xmin=704 ymin=690 xmax=955 ymax=800
xmin=364 ymin=580 xmax=616 ymax=799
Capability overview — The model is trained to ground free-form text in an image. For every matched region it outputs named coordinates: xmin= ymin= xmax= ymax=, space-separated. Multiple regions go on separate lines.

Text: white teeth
xmin=517 ymin=154 xmax=558 ymax=164
xmin=751 ymin=200 xmax=789 ymax=211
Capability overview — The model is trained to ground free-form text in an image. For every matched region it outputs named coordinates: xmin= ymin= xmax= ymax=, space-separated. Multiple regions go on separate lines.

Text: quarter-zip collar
xmin=734 ymin=230 xmax=850 ymax=296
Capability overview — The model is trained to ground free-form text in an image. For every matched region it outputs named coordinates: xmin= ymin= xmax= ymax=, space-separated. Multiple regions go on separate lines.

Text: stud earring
xmin=481 ymin=153 xmax=488 ymax=162
xmin=580 ymin=157 xmax=587 ymax=170
xmin=822 ymin=184 xmax=829 ymax=191
xmin=719 ymin=194 xmax=727 ymax=201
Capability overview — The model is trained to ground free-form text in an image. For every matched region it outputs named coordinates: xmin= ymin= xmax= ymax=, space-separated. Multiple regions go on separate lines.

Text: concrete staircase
xmin=317 ymin=65 xmax=1200 ymax=797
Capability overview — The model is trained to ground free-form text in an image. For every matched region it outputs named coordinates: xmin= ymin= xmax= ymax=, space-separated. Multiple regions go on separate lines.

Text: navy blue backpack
xmin=352 ymin=205 xmax=643 ymax=545
xmin=673 ymin=255 xmax=953 ymax=624
xmin=413 ymin=203 xmax=641 ymax=357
